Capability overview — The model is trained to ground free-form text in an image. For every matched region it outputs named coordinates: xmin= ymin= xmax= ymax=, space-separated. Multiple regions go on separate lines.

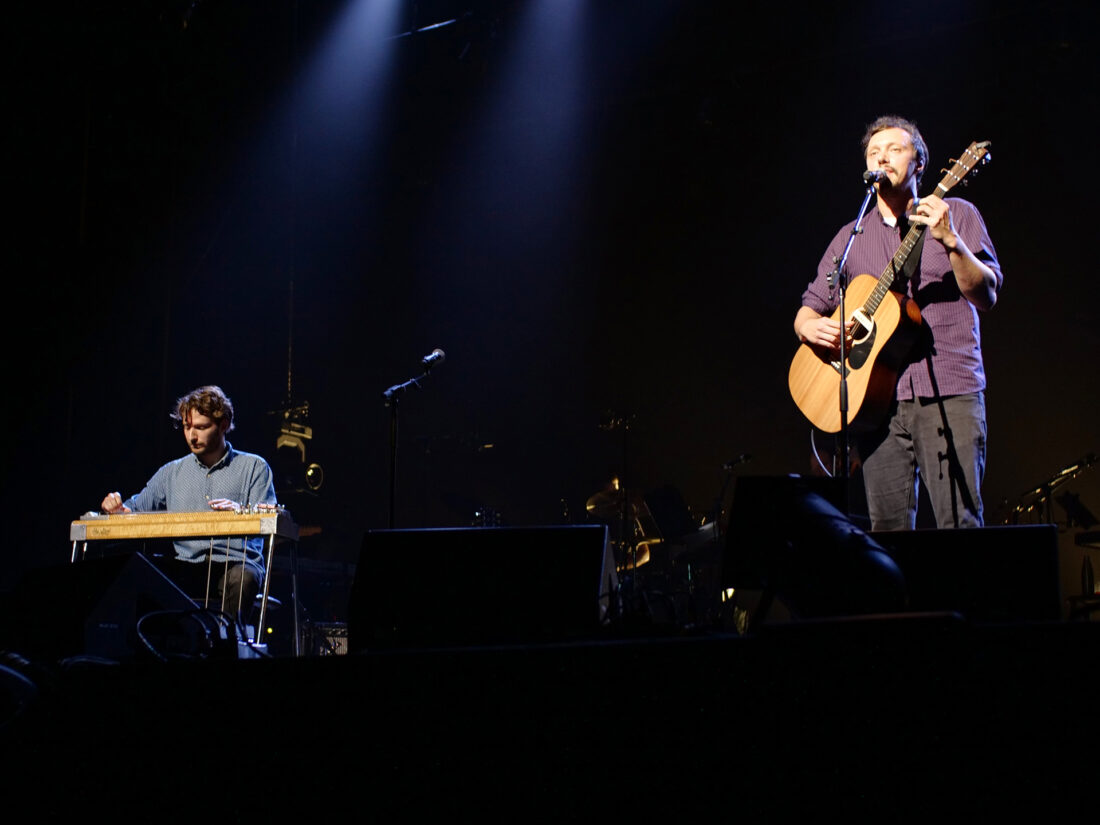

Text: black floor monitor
xmin=348 ymin=525 xmax=612 ymax=651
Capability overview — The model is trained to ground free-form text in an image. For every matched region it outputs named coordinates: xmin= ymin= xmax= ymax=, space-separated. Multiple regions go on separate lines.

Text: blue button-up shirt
xmin=123 ymin=443 xmax=277 ymax=571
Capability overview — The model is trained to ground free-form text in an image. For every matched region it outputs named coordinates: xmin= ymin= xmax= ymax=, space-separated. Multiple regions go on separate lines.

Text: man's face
xmin=183 ymin=409 xmax=228 ymax=465
xmin=865 ymin=127 xmax=922 ymax=192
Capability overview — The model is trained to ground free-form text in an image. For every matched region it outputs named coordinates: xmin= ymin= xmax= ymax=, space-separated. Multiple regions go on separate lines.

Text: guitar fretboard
xmin=859 ymin=140 xmax=989 ymax=318
xmin=864 ymin=223 xmax=927 ymax=315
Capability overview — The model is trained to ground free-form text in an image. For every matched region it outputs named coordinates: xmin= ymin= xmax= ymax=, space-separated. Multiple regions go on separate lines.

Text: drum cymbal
xmin=586 ymin=479 xmax=625 ymax=519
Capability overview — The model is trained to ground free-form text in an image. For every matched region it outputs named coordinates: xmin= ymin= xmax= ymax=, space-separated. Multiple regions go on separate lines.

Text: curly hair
xmin=861 ymin=114 xmax=929 ymax=185
xmin=171 ymin=385 xmax=235 ymax=432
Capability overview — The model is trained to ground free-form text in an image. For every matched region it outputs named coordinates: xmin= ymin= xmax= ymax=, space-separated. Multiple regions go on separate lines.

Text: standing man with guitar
xmin=793 ymin=115 xmax=1003 ymax=530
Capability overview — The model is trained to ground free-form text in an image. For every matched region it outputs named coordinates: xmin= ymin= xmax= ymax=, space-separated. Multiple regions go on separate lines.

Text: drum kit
xmin=583 ymin=470 xmax=733 ymax=632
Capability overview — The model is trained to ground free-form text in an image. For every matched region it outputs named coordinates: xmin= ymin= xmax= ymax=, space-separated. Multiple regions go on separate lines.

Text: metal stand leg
xmin=258 ymin=534 xmax=275 ymax=641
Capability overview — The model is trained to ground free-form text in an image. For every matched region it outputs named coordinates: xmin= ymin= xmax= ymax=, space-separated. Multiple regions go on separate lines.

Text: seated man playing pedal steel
xmin=101 ymin=385 xmax=277 ymax=622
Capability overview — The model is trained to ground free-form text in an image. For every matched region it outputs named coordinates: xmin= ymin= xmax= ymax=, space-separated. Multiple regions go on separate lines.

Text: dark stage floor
xmin=4 ymin=615 xmax=1099 ymax=820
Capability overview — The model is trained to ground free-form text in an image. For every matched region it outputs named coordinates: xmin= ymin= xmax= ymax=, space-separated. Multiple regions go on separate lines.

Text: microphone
xmin=862 ymin=169 xmax=886 ymax=184
xmin=422 ymin=348 xmax=446 ymax=369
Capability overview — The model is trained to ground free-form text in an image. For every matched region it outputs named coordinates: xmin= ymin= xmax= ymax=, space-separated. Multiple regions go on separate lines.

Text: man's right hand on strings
xmin=101 ymin=492 xmax=131 ymax=514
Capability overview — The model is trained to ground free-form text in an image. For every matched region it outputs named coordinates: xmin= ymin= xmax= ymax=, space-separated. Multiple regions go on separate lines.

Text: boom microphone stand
xmin=825 ymin=171 xmax=880 ymax=511
xmin=383 ymin=348 xmax=445 ymax=529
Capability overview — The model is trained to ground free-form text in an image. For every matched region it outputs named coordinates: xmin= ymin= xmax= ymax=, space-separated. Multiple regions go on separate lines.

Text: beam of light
xmin=288 ymin=0 xmax=404 ymax=191
xmin=181 ymin=0 xmax=405 ymax=420
xmin=406 ymin=0 xmax=594 ymax=406
xmin=455 ymin=0 xmax=590 ymax=251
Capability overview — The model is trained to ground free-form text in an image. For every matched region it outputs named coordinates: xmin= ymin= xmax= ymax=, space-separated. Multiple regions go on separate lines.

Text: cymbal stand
xmin=600 ymin=411 xmax=640 ymax=622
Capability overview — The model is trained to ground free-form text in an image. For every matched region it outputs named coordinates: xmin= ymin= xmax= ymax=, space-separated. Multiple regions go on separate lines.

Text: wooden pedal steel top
xmin=70 ymin=510 xmax=299 ymax=542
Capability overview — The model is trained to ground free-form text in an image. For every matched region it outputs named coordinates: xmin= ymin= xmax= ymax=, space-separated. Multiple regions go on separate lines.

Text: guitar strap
xmin=894 ymin=223 xmax=927 ymax=296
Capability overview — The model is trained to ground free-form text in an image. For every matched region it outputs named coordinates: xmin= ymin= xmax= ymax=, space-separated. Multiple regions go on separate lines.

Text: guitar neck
xmin=864 ymin=222 xmax=927 ymax=316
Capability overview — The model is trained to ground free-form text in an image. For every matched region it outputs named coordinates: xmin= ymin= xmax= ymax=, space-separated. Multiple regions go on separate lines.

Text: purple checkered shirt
xmin=801 ymin=197 xmax=1002 ymax=401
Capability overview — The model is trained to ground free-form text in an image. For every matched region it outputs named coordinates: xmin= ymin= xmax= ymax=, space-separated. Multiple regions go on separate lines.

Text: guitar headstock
xmin=934 ymin=140 xmax=991 ymax=196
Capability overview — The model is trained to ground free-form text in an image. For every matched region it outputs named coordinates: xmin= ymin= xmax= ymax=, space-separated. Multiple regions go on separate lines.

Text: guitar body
xmin=788 ymin=274 xmax=922 ymax=433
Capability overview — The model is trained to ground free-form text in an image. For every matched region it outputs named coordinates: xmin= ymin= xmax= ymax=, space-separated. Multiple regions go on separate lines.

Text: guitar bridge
xmin=850 ymin=308 xmax=874 ymax=343
xmin=828 ymin=308 xmax=876 ymax=376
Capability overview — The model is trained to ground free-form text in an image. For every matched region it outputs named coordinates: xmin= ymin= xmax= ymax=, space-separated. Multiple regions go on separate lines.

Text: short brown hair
xmin=861 ymin=114 xmax=929 ymax=184
xmin=171 ymin=385 xmax=235 ymax=432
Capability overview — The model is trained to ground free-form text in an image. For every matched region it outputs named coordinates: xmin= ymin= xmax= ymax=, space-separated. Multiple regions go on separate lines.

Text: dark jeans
xmin=859 ymin=392 xmax=986 ymax=531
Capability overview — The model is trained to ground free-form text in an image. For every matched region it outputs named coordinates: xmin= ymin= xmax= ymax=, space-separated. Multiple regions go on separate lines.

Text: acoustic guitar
xmin=788 ymin=140 xmax=991 ymax=433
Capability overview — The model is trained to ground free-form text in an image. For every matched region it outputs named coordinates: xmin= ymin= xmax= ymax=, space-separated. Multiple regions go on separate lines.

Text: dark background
xmin=5 ymin=0 xmax=1097 ymax=592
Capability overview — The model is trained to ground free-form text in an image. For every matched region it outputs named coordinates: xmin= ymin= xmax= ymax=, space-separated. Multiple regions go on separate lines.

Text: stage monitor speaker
xmin=348 ymin=525 xmax=612 ymax=652
xmin=0 ymin=552 xmax=196 ymax=661
xmin=870 ymin=524 xmax=1061 ymax=622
